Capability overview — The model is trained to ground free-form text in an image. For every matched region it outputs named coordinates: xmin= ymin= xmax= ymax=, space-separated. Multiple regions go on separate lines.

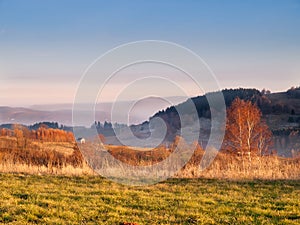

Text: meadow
xmin=1 ymin=130 xmax=300 ymax=224
xmin=0 ymin=174 xmax=299 ymax=225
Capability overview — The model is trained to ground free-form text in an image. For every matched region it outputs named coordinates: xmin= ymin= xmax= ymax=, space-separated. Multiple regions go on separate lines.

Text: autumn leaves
xmin=223 ymin=98 xmax=273 ymax=157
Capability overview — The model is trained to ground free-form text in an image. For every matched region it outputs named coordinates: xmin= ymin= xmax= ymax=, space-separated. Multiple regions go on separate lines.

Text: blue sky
xmin=0 ymin=0 xmax=299 ymax=106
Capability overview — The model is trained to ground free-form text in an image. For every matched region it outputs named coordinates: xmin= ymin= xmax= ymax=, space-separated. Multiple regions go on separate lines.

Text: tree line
xmin=0 ymin=124 xmax=74 ymax=143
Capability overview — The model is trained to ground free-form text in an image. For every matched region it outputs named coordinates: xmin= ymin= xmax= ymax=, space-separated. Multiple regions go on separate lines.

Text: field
xmin=1 ymin=134 xmax=300 ymax=224
xmin=0 ymin=174 xmax=299 ymax=225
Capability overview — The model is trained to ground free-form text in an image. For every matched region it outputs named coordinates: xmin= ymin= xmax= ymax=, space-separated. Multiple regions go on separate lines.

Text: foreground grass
xmin=0 ymin=174 xmax=299 ymax=224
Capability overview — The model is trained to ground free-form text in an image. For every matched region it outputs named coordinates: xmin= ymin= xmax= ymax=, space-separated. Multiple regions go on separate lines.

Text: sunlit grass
xmin=0 ymin=174 xmax=299 ymax=224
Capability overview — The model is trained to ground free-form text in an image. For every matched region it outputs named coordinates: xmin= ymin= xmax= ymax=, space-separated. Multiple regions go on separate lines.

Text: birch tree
xmin=224 ymin=98 xmax=272 ymax=160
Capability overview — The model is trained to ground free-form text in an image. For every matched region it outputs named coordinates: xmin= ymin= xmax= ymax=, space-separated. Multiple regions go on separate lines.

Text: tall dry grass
xmin=179 ymin=150 xmax=300 ymax=180
xmin=0 ymin=162 xmax=94 ymax=176
xmin=0 ymin=136 xmax=94 ymax=176
xmin=0 ymin=135 xmax=299 ymax=179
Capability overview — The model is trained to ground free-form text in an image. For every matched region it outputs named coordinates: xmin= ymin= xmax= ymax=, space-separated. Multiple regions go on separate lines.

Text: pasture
xmin=0 ymin=174 xmax=299 ymax=224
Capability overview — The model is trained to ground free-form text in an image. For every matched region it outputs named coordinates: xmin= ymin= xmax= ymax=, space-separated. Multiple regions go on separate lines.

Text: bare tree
xmin=223 ymin=98 xmax=273 ymax=160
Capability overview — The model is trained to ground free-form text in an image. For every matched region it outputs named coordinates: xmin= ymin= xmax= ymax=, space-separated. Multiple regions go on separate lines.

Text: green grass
xmin=0 ymin=174 xmax=299 ymax=224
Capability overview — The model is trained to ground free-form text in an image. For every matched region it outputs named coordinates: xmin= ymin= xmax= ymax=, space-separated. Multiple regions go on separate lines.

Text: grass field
xmin=0 ymin=174 xmax=299 ymax=224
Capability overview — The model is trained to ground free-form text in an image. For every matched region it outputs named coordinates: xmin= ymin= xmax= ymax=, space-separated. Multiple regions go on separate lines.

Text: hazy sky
xmin=0 ymin=0 xmax=299 ymax=106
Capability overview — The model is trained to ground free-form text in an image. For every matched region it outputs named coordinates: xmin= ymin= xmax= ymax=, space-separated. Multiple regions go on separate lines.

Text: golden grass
xmin=1 ymin=151 xmax=299 ymax=181
xmin=180 ymin=154 xmax=300 ymax=180
xmin=0 ymin=138 xmax=299 ymax=180
xmin=31 ymin=141 xmax=75 ymax=156
xmin=0 ymin=162 xmax=95 ymax=176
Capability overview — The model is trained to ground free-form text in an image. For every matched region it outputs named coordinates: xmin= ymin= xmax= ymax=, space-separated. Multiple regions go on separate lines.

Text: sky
xmin=0 ymin=0 xmax=300 ymax=106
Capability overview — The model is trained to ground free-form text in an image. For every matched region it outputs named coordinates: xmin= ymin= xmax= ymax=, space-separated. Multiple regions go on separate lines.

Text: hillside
xmin=148 ymin=87 xmax=300 ymax=156
xmin=152 ymin=87 xmax=300 ymax=124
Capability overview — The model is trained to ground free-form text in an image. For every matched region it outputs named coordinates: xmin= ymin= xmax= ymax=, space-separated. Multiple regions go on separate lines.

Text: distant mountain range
xmin=0 ymin=96 xmax=187 ymax=126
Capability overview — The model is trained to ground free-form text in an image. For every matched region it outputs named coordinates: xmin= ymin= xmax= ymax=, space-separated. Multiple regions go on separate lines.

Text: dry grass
xmin=0 ymin=137 xmax=299 ymax=180
xmin=180 ymin=153 xmax=300 ymax=180
xmin=0 ymin=136 xmax=91 ymax=176
xmin=0 ymin=162 xmax=95 ymax=176
xmin=31 ymin=141 xmax=75 ymax=156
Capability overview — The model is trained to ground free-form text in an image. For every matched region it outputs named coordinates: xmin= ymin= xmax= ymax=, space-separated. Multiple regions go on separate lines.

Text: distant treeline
xmin=150 ymin=88 xmax=300 ymax=142
xmin=287 ymin=86 xmax=300 ymax=98
xmin=153 ymin=88 xmax=300 ymax=120
xmin=0 ymin=125 xmax=83 ymax=169
xmin=0 ymin=122 xmax=73 ymax=132
xmin=0 ymin=124 xmax=74 ymax=143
